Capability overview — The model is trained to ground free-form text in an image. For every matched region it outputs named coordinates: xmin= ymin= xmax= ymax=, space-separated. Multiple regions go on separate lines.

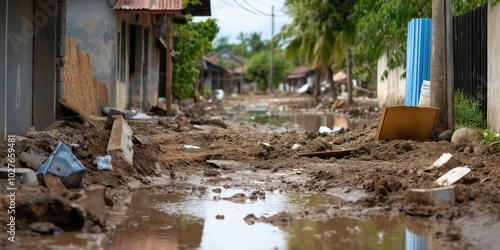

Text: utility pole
xmin=431 ymin=0 xmax=453 ymax=133
xmin=269 ymin=5 xmax=274 ymax=94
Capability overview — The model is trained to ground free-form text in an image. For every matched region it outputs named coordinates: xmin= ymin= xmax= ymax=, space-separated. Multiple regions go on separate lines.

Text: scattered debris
xmin=407 ymin=186 xmax=456 ymax=206
xmin=107 ymin=116 xmax=134 ymax=170
xmin=291 ymin=143 xmax=302 ymax=150
xmin=101 ymin=106 xmax=135 ymax=119
xmin=93 ymin=156 xmax=113 ymax=171
xmin=38 ymin=174 xmax=68 ymax=196
xmin=258 ymin=142 xmax=274 ymax=152
xmin=37 ymin=142 xmax=86 ymax=189
xmin=435 ymin=166 xmax=471 ymax=186
xmin=425 ymin=153 xmax=461 ymax=172
xmin=193 ymin=125 xmax=204 ymax=130
xmin=215 ymin=215 xmax=225 ymax=220
xmin=299 ymin=149 xmax=355 ymax=159
xmin=190 ymin=118 xmax=228 ymax=129
xmin=375 ymin=106 xmax=438 ymax=141
xmin=207 ymin=160 xmax=245 ymax=170
xmin=318 ymin=126 xmax=343 ymax=135
xmin=130 ymin=112 xmax=155 ymax=120
xmin=184 ymin=145 xmax=201 ymax=149
xmin=133 ymin=135 xmax=151 ymax=146
xmin=44 ymin=120 xmax=66 ymax=131
xmin=19 ymin=152 xmax=48 ymax=171
xmin=59 ymin=99 xmax=99 ymax=128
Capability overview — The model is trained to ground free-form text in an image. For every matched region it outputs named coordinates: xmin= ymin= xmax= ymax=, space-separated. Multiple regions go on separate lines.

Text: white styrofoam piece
xmin=435 ymin=166 xmax=471 ymax=186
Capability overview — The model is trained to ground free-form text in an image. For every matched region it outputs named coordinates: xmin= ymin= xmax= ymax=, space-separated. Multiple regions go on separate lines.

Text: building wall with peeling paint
xmin=67 ymin=1 xmax=161 ymax=111
xmin=488 ymin=1 xmax=500 ymax=131
xmin=66 ymin=0 xmax=118 ymax=108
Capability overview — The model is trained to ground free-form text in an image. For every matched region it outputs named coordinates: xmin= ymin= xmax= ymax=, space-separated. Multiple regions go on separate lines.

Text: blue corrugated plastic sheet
xmin=37 ymin=141 xmax=86 ymax=188
xmin=405 ymin=18 xmax=432 ymax=106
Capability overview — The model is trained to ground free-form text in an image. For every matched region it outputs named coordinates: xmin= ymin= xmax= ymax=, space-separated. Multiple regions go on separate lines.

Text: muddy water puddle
xmin=20 ymin=187 xmax=462 ymax=250
xmin=226 ymin=104 xmax=374 ymax=132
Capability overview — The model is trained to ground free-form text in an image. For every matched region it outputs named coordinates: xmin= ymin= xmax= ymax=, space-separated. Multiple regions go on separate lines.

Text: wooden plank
xmin=375 ymin=106 xmax=439 ymax=141
xmin=298 ymin=149 xmax=355 ymax=159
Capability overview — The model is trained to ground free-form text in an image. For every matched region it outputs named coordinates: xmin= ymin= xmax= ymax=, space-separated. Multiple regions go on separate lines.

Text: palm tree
xmin=277 ymin=0 xmax=336 ymax=101
xmin=277 ymin=0 xmax=357 ymax=103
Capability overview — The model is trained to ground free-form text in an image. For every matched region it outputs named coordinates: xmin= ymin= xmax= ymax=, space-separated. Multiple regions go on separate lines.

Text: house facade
xmin=66 ymin=0 xmax=183 ymax=111
xmin=1 ymin=0 xmax=66 ymax=141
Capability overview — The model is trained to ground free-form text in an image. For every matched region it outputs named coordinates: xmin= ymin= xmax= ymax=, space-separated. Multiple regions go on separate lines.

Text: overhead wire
xmin=233 ymin=0 xmax=288 ymax=17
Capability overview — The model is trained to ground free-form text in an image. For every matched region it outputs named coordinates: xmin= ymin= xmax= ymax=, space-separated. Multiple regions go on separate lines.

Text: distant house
xmin=285 ymin=65 xmax=317 ymax=92
xmin=1 ymin=0 xmax=66 ymax=140
xmin=66 ymin=0 xmax=211 ymax=111
xmin=197 ymin=49 xmax=251 ymax=94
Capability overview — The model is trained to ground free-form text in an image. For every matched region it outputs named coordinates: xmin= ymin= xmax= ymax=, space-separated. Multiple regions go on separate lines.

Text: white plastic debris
xmin=93 ymin=155 xmax=113 ymax=171
xmin=291 ymin=143 xmax=302 ymax=150
xmin=184 ymin=145 xmax=201 ymax=149
xmin=435 ymin=166 xmax=471 ymax=186
xmin=318 ymin=126 xmax=333 ymax=134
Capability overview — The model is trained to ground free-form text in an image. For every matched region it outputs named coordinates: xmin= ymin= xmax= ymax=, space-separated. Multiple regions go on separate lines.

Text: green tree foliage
xmin=245 ymin=51 xmax=291 ymax=92
xmin=172 ymin=17 xmax=219 ymax=100
xmin=353 ymin=0 xmax=432 ymax=72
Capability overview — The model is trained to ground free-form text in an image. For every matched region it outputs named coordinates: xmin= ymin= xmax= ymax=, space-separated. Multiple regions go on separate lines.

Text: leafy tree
xmin=245 ymin=51 xmax=291 ymax=92
xmin=172 ymin=16 xmax=219 ymax=100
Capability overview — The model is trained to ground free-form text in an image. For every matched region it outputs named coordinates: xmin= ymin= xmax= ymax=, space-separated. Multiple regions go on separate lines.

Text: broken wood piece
xmin=375 ymin=106 xmax=439 ymax=141
xmin=435 ymin=166 xmax=471 ymax=186
xmin=59 ymin=99 xmax=99 ymax=128
xmin=298 ymin=149 xmax=356 ymax=159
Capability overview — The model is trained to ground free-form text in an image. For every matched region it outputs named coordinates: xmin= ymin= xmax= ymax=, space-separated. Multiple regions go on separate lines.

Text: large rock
xmin=10 ymin=193 xmax=85 ymax=231
xmin=451 ymin=128 xmax=483 ymax=144
xmin=438 ymin=130 xmax=454 ymax=142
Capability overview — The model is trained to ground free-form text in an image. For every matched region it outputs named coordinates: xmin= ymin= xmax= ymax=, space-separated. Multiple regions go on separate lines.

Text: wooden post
xmin=431 ymin=0 xmax=449 ymax=133
xmin=165 ymin=15 xmax=173 ymax=116
xmin=445 ymin=0 xmax=454 ymax=130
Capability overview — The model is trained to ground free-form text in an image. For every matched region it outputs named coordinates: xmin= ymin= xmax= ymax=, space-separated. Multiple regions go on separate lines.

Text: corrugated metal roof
xmin=114 ymin=0 xmax=183 ymax=13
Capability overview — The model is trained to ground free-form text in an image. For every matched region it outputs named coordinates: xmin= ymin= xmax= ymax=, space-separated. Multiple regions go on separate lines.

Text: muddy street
xmin=1 ymin=94 xmax=499 ymax=250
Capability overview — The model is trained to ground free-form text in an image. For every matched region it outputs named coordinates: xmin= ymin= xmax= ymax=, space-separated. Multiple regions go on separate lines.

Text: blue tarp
xmin=37 ymin=142 xmax=86 ymax=188
xmin=405 ymin=18 xmax=432 ymax=106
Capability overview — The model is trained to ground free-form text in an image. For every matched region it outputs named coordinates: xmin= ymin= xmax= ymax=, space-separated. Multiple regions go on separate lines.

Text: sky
xmin=193 ymin=0 xmax=291 ymax=44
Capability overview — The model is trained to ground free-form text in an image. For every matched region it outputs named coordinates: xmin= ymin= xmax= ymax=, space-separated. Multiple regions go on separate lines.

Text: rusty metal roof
xmin=113 ymin=0 xmax=183 ymax=14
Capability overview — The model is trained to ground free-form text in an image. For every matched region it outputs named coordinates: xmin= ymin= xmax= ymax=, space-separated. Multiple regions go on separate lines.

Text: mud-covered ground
xmin=1 ymin=94 xmax=499 ymax=249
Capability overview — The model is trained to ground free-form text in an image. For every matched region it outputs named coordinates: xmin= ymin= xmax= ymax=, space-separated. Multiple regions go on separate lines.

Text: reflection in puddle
xmin=226 ymin=107 xmax=375 ymax=132
xmin=18 ymin=188 xmax=462 ymax=250
xmin=109 ymin=189 xmax=459 ymax=250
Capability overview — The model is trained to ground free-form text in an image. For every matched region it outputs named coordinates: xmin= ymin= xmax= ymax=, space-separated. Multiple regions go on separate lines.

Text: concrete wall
xmin=0 ymin=0 xmax=34 ymax=140
xmin=487 ymin=1 xmax=500 ymax=131
xmin=66 ymin=0 xmax=117 ymax=106
xmin=377 ymin=53 xmax=406 ymax=108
